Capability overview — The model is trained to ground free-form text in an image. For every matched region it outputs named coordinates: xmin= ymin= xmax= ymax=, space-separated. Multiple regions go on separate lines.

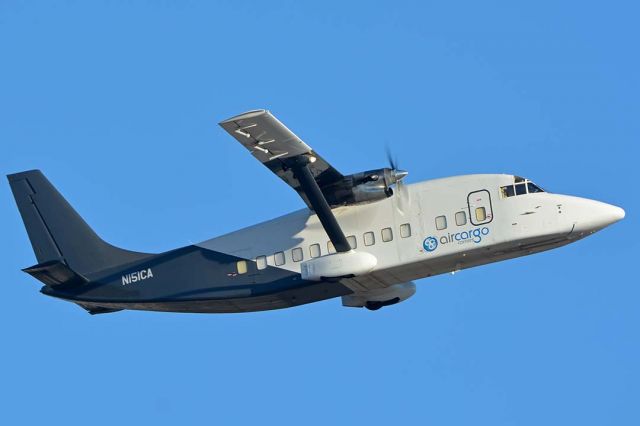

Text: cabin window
xmin=256 ymin=255 xmax=267 ymax=270
xmin=455 ymin=211 xmax=467 ymax=226
xmin=309 ymin=243 xmax=321 ymax=258
xmin=381 ymin=227 xmax=393 ymax=242
xmin=435 ymin=215 xmax=447 ymax=230
xmin=515 ymin=183 xmax=527 ymax=196
xmin=292 ymin=247 xmax=303 ymax=262
xmin=327 ymin=241 xmax=336 ymax=254
xmin=475 ymin=207 xmax=487 ymax=222
xmin=400 ymin=223 xmax=411 ymax=238
xmin=236 ymin=260 xmax=248 ymax=274
xmin=274 ymin=251 xmax=285 ymax=266
xmin=347 ymin=235 xmax=357 ymax=249
xmin=364 ymin=231 xmax=375 ymax=246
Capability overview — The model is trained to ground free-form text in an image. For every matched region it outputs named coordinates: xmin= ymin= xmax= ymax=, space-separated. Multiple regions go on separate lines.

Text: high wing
xmin=219 ymin=109 xmax=344 ymax=209
xmin=219 ymin=109 xmax=408 ymax=255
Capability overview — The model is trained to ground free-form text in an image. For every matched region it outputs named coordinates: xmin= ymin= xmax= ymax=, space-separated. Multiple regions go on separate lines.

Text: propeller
xmin=385 ymin=146 xmax=409 ymax=213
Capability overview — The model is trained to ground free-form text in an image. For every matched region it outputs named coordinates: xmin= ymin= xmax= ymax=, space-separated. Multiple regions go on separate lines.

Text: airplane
xmin=8 ymin=109 xmax=625 ymax=314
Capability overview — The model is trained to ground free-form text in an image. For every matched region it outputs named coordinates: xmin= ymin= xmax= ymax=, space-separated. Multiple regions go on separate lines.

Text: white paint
xmin=197 ymin=173 xmax=625 ymax=292
xmin=301 ymin=250 xmax=377 ymax=281
xmin=341 ymin=282 xmax=416 ymax=307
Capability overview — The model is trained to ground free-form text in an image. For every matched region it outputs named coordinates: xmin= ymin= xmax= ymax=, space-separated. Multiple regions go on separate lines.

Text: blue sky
xmin=1 ymin=1 xmax=638 ymax=424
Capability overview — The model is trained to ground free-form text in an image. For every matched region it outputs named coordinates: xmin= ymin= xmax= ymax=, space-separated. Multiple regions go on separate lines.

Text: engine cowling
xmin=323 ymin=168 xmax=407 ymax=207
xmin=341 ymin=282 xmax=416 ymax=310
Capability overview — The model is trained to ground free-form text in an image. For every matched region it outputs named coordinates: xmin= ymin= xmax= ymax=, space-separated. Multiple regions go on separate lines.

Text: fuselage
xmin=201 ymin=173 xmax=624 ymax=289
xmin=47 ymin=173 xmax=623 ymax=314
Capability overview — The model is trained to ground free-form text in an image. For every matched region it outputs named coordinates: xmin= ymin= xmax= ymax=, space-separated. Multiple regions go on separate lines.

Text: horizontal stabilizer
xmin=23 ymin=260 xmax=88 ymax=287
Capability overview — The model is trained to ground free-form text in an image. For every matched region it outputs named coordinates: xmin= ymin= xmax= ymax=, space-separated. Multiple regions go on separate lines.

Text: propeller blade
xmin=384 ymin=146 xmax=410 ymax=214
xmin=385 ymin=146 xmax=397 ymax=170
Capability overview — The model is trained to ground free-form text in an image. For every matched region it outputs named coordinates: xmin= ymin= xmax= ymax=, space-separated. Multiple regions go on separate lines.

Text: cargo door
xmin=467 ymin=190 xmax=494 ymax=226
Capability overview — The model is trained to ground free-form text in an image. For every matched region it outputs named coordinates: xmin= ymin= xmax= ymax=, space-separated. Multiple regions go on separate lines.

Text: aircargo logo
xmin=423 ymin=227 xmax=490 ymax=253
xmin=423 ymin=237 xmax=438 ymax=252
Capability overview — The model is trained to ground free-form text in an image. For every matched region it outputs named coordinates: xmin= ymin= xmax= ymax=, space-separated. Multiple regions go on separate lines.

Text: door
xmin=467 ymin=190 xmax=494 ymax=226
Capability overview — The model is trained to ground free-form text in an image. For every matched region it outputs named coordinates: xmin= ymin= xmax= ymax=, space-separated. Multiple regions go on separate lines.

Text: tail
xmin=8 ymin=170 xmax=152 ymax=281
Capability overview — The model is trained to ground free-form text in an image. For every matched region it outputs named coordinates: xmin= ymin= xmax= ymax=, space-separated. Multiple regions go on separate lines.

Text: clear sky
xmin=1 ymin=1 xmax=638 ymax=425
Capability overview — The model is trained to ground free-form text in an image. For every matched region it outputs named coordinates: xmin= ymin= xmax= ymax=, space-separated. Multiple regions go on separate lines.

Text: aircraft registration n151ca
xmin=8 ymin=110 xmax=625 ymax=314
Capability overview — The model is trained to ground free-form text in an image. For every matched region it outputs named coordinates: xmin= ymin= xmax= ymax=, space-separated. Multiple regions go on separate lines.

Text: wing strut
xmin=291 ymin=156 xmax=351 ymax=253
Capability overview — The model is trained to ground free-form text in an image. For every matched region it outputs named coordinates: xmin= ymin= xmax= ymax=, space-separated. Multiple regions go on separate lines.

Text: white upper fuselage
xmin=199 ymin=174 xmax=624 ymax=292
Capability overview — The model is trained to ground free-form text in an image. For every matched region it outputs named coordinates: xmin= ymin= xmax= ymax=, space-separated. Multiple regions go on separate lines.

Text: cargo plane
xmin=8 ymin=110 xmax=625 ymax=314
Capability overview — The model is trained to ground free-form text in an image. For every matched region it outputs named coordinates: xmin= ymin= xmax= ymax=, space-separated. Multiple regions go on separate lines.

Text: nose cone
xmin=593 ymin=202 xmax=625 ymax=227
xmin=391 ymin=169 xmax=408 ymax=183
xmin=607 ymin=204 xmax=626 ymax=222
xmin=573 ymin=198 xmax=625 ymax=233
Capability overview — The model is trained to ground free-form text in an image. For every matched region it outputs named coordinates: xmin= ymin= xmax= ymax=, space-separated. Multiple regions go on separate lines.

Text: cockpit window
xmin=500 ymin=178 xmax=545 ymax=198
xmin=501 ymin=185 xmax=515 ymax=198
xmin=527 ymin=182 xmax=544 ymax=193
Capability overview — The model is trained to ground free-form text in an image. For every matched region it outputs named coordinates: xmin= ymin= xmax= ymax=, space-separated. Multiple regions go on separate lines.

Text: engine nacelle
xmin=323 ymin=168 xmax=405 ymax=207
xmin=300 ymin=251 xmax=377 ymax=281
xmin=342 ymin=282 xmax=416 ymax=310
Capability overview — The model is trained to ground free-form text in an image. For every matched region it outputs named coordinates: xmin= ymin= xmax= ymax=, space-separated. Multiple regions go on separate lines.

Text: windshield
xmin=500 ymin=177 xmax=545 ymax=198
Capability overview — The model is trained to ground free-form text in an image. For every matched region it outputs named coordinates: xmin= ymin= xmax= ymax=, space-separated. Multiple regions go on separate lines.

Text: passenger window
xmin=435 ymin=215 xmax=447 ymax=230
xmin=381 ymin=227 xmax=393 ymax=242
xmin=292 ymin=247 xmax=303 ymax=262
xmin=274 ymin=251 xmax=285 ymax=266
xmin=309 ymin=243 xmax=321 ymax=258
xmin=236 ymin=260 xmax=248 ymax=274
xmin=327 ymin=241 xmax=336 ymax=254
xmin=527 ymin=182 xmax=543 ymax=193
xmin=475 ymin=207 xmax=487 ymax=222
xmin=400 ymin=223 xmax=411 ymax=238
xmin=347 ymin=235 xmax=357 ymax=249
xmin=364 ymin=231 xmax=375 ymax=246
xmin=455 ymin=211 xmax=467 ymax=226
xmin=501 ymin=185 xmax=515 ymax=198
xmin=256 ymin=255 xmax=267 ymax=270
xmin=515 ymin=183 xmax=527 ymax=195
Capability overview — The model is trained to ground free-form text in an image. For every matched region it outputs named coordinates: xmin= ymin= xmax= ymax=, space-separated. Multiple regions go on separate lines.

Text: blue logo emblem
xmin=423 ymin=236 xmax=438 ymax=252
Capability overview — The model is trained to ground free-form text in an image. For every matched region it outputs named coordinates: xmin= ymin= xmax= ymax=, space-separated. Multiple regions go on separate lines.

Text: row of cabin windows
xmin=238 ymin=223 xmax=413 ymax=273
xmin=435 ymin=208 xmax=486 ymax=230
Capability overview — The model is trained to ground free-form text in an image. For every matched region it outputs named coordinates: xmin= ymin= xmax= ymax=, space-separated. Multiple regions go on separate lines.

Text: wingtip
xmin=218 ymin=109 xmax=270 ymax=125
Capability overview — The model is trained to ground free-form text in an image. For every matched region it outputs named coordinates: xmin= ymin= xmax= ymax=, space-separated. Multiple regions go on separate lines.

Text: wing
xmin=219 ymin=110 xmax=344 ymax=208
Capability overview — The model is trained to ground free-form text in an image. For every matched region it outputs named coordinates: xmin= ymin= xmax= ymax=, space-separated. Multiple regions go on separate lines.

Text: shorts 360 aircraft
xmin=9 ymin=110 xmax=625 ymax=314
